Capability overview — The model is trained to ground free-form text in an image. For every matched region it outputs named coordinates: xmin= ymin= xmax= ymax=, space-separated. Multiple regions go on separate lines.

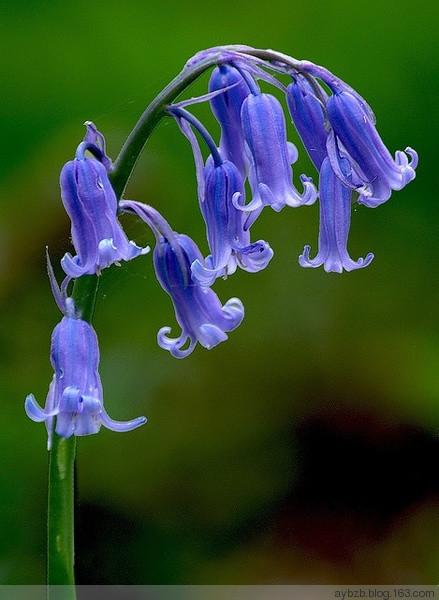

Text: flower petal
xmin=100 ymin=408 xmax=147 ymax=433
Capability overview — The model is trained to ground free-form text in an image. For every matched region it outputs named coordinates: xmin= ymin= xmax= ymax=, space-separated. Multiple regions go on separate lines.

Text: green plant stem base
xmin=47 ymin=435 xmax=76 ymax=597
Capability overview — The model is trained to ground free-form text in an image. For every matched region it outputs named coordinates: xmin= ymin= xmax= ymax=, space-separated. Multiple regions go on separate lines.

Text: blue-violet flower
xmin=326 ymin=88 xmax=418 ymax=208
xmin=209 ymin=64 xmax=250 ymax=176
xmin=286 ymin=74 xmax=328 ymax=170
xmin=120 ymin=200 xmax=244 ymax=358
xmin=60 ymin=122 xmax=148 ymax=277
xmin=191 ymin=156 xmax=273 ymax=285
xmin=241 ymin=92 xmax=317 ymax=212
xmin=25 ymin=297 xmax=146 ymax=449
xmin=299 ymin=157 xmax=374 ymax=273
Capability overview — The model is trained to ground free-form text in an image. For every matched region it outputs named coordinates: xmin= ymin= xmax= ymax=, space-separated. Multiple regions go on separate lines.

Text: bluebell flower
xmin=155 ymin=233 xmax=244 ymax=358
xmin=191 ymin=156 xmax=273 ymax=285
xmin=240 ymin=92 xmax=317 ymax=212
xmin=286 ymin=75 xmax=374 ymax=272
xmin=299 ymin=157 xmax=374 ymax=273
xmin=209 ymin=64 xmax=250 ymax=176
xmin=25 ymin=298 xmax=146 ymax=449
xmin=120 ymin=200 xmax=244 ymax=359
xmin=60 ymin=122 xmax=148 ymax=278
xmin=286 ymin=74 xmax=328 ymax=170
xmin=167 ymin=105 xmax=273 ymax=285
xmin=297 ymin=60 xmax=418 ymax=207
xmin=326 ymin=89 xmax=418 ymax=207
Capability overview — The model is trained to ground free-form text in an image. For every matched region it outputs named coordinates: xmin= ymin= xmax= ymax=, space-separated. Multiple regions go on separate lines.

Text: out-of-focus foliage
xmin=1 ymin=0 xmax=438 ymax=584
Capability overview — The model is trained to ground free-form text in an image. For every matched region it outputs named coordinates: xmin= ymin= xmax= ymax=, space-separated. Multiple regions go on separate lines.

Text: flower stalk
xmin=47 ymin=276 xmax=99 ymax=595
xmin=47 ymin=435 xmax=76 ymax=594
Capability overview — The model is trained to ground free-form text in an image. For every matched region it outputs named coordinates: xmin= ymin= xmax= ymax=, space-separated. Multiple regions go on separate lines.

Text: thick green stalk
xmin=47 ymin=435 xmax=76 ymax=594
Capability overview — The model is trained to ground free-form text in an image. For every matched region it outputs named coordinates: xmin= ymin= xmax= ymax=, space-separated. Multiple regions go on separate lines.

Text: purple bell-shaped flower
xmin=209 ymin=64 xmax=250 ymax=176
xmin=120 ymin=201 xmax=245 ymax=358
xmin=241 ymin=92 xmax=317 ymax=212
xmin=299 ymin=157 xmax=374 ymax=273
xmin=326 ymin=89 xmax=418 ymax=207
xmin=60 ymin=122 xmax=148 ymax=277
xmin=25 ymin=295 xmax=146 ymax=449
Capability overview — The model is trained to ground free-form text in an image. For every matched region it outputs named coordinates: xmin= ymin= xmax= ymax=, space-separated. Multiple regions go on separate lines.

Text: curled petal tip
xmin=191 ymin=259 xmax=219 ymax=287
xmin=360 ymin=252 xmax=375 ymax=268
xmin=61 ymin=252 xmax=90 ymax=278
xmin=299 ymin=246 xmax=375 ymax=273
xmin=25 ymin=394 xmax=48 ymax=422
xmin=299 ymin=175 xmax=318 ymax=206
xmin=405 ymin=147 xmax=418 ymax=169
xmin=100 ymin=409 xmax=147 ymax=433
xmin=232 ymin=191 xmax=263 ymax=213
xmin=258 ymin=183 xmax=282 ymax=211
xmin=138 ymin=244 xmax=151 ymax=256
xmin=221 ymin=297 xmax=245 ymax=328
xmin=157 ymin=327 xmax=196 ymax=358
xmin=298 ymin=245 xmax=318 ymax=268
xmin=394 ymin=149 xmax=417 ymax=188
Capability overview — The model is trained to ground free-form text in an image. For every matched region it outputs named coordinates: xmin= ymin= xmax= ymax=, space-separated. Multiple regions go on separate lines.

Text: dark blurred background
xmin=1 ymin=0 xmax=438 ymax=585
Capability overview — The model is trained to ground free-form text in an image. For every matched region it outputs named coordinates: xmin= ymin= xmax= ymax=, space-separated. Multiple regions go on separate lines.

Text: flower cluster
xmin=26 ymin=46 xmax=418 ymax=443
xmin=286 ymin=66 xmax=417 ymax=271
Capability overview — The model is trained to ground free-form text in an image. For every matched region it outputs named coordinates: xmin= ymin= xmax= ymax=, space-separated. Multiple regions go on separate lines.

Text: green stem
xmin=47 ymin=276 xmax=99 ymax=594
xmin=110 ymin=51 xmax=227 ymax=197
xmin=71 ymin=274 xmax=100 ymax=322
xmin=47 ymin=435 xmax=76 ymax=594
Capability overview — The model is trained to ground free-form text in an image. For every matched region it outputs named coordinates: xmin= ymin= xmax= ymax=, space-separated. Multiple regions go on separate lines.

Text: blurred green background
xmin=1 ymin=0 xmax=438 ymax=585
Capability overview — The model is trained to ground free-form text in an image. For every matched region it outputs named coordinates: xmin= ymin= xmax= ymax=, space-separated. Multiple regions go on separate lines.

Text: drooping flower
xmin=286 ymin=74 xmax=328 ymax=170
xmin=167 ymin=105 xmax=273 ymax=285
xmin=25 ymin=297 xmax=146 ymax=449
xmin=155 ymin=234 xmax=244 ymax=358
xmin=209 ymin=64 xmax=250 ymax=176
xmin=60 ymin=122 xmax=148 ymax=278
xmin=299 ymin=157 xmax=374 ymax=273
xmin=120 ymin=200 xmax=244 ymax=359
xmin=296 ymin=60 xmax=418 ymax=208
xmin=191 ymin=156 xmax=273 ymax=285
xmin=326 ymin=89 xmax=418 ymax=207
xmin=240 ymin=92 xmax=317 ymax=213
